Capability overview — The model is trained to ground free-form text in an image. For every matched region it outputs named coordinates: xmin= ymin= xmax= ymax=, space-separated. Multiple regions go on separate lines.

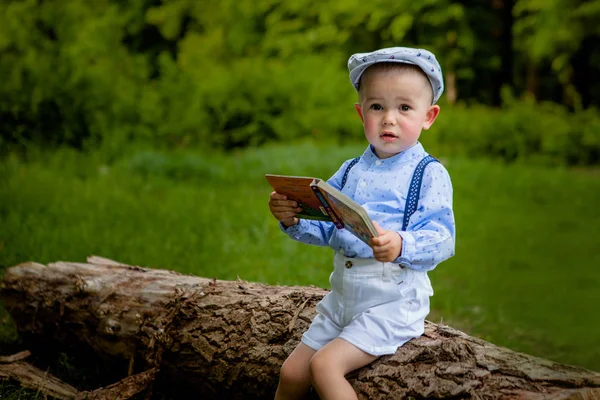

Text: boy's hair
xmin=357 ymin=63 xmax=435 ymax=105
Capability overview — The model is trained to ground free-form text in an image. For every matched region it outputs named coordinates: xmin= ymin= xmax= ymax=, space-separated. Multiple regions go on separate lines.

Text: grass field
xmin=1 ymin=140 xmax=599 ymax=388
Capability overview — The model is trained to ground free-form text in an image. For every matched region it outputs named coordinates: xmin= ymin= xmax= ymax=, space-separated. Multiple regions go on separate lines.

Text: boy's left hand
xmin=369 ymin=221 xmax=403 ymax=262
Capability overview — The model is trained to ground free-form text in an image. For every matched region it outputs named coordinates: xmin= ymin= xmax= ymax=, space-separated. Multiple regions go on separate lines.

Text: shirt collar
xmin=361 ymin=142 xmax=426 ymax=165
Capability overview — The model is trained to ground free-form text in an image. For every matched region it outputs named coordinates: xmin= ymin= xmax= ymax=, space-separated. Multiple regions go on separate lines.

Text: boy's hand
xmin=269 ymin=191 xmax=302 ymax=228
xmin=370 ymin=221 xmax=403 ymax=262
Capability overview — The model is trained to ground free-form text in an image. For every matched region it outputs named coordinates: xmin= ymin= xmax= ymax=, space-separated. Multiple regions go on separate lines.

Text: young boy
xmin=269 ymin=47 xmax=455 ymax=400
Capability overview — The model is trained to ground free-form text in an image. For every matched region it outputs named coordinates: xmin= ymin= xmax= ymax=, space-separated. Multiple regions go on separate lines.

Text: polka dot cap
xmin=348 ymin=47 xmax=444 ymax=104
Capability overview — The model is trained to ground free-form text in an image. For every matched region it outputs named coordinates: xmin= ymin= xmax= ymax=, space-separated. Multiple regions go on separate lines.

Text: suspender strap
xmin=341 ymin=154 xmax=438 ymax=231
xmin=402 ymin=155 xmax=438 ymax=231
xmin=340 ymin=156 xmax=360 ymax=189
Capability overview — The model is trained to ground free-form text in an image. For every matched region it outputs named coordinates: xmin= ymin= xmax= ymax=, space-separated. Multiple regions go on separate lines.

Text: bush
xmin=1 ymin=1 xmax=599 ymax=166
xmin=425 ymin=101 xmax=600 ymax=166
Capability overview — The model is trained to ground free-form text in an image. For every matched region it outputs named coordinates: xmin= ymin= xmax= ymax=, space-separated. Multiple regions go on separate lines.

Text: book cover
xmin=264 ymin=175 xmax=332 ymax=222
xmin=265 ymin=174 xmax=378 ymax=244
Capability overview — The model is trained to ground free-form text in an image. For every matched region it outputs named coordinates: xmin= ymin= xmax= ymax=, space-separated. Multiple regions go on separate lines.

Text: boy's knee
xmin=279 ymin=357 xmax=309 ymax=388
xmin=309 ymin=351 xmax=333 ymax=382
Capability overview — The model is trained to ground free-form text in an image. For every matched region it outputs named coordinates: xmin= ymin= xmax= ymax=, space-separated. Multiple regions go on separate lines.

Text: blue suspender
xmin=340 ymin=157 xmax=360 ymax=189
xmin=340 ymin=154 xmax=439 ymax=231
xmin=402 ymin=155 xmax=438 ymax=231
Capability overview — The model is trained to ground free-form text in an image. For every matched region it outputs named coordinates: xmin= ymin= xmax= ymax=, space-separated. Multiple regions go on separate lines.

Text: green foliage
xmin=424 ymin=100 xmax=600 ymax=166
xmin=513 ymin=0 xmax=600 ymax=108
xmin=0 ymin=0 xmax=152 ymax=150
xmin=1 ymin=0 xmax=600 ymax=164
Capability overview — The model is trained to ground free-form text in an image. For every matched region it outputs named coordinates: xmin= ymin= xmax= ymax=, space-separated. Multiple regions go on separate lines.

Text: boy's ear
xmin=354 ymin=103 xmax=364 ymax=123
xmin=422 ymin=105 xmax=440 ymax=130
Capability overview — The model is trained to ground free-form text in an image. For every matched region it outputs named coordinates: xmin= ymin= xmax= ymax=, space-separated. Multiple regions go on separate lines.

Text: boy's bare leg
xmin=310 ymin=338 xmax=378 ymax=400
xmin=274 ymin=342 xmax=317 ymax=400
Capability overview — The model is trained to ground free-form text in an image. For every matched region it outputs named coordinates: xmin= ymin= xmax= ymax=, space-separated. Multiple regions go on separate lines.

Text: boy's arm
xmin=268 ymin=190 xmax=336 ymax=247
xmin=270 ymin=158 xmax=357 ymax=247
xmin=279 ymin=219 xmax=336 ymax=247
xmin=394 ymin=163 xmax=456 ymax=271
xmin=273 ymin=190 xmax=337 ymax=245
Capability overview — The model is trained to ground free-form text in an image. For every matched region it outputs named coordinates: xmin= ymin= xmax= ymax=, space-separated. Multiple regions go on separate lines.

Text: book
xmin=265 ymin=174 xmax=378 ymax=244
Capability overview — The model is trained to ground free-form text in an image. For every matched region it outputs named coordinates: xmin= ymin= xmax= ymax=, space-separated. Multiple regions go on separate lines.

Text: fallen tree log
xmin=0 ymin=350 xmax=157 ymax=400
xmin=0 ymin=350 xmax=80 ymax=398
xmin=1 ymin=257 xmax=599 ymax=399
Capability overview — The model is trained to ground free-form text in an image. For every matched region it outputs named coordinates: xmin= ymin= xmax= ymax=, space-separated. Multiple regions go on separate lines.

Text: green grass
xmin=0 ymin=384 xmax=45 ymax=400
xmin=1 ymin=140 xmax=599 ymax=380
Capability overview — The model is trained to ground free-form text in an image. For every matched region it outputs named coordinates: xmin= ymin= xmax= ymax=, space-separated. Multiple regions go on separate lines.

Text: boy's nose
xmin=382 ymin=112 xmax=396 ymax=125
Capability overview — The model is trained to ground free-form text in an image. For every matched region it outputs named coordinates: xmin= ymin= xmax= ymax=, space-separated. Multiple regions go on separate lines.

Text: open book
xmin=265 ymin=174 xmax=378 ymax=244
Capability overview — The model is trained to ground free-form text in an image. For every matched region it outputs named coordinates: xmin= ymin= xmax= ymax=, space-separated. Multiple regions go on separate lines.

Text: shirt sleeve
xmin=395 ymin=162 xmax=456 ymax=271
xmin=279 ymin=219 xmax=336 ymax=246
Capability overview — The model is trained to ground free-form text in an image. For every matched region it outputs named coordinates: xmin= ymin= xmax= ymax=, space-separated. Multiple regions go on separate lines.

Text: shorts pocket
xmin=391 ymin=266 xmax=415 ymax=296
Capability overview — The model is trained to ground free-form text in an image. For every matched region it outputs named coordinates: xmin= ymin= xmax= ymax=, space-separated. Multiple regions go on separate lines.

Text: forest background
xmin=1 ymin=0 xmax=599 ymax=395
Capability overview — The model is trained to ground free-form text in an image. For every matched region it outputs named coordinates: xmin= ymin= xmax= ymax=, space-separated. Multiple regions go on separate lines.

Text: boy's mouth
xmin=380 ymin=132 xmax=398 ymax=142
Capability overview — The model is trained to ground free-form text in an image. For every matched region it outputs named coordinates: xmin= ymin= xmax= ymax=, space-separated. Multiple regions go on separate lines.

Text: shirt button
xmin=375 ymin=160 xmax=382 ymax=166
xmin=345 ymin=261 xmax=353 ymax=269
xmin=360 ymin=181 xmax=367 ymax=188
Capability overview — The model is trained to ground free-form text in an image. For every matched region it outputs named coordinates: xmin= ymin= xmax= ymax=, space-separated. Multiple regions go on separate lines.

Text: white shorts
xmin=301 ymin=252 xmax=434 ymax=356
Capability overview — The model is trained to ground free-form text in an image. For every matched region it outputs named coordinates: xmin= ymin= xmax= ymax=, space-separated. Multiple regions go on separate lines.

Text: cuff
xmin=394 ymin=231 xmax=416 ymax=266
xmin=279 ymin=220 xmax=304 ymax=236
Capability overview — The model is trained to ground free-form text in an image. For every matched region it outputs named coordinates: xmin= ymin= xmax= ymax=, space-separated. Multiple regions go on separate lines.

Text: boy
xmin=269 ymin=47 xmax=455 ymax=400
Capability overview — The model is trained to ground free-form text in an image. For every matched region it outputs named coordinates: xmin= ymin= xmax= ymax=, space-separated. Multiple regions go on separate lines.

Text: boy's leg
xmin=274 ymin=342 xmax=317 ymax=400
xmin=309 ymin=338 xmax=377 ymax=400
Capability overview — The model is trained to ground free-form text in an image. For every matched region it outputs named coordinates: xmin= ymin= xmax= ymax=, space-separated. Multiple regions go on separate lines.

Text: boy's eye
xmin=370 ymin=104 xmax=383 ymax=111
xmin=400 ymin=105 xmax=411 ymax=111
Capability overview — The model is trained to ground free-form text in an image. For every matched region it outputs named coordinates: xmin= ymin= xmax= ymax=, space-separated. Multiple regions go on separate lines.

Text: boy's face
xmin=355 ymin=67 xmax=440 ymax=159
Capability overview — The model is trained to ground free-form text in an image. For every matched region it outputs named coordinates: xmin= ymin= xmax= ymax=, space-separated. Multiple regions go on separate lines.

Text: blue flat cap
xmin=348 ymin=47 xmax=444 ymax=104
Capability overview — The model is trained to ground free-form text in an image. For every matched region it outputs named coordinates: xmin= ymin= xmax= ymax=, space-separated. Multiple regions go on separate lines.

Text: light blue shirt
xmin=281 ymin=143 xmax=455 ymax=272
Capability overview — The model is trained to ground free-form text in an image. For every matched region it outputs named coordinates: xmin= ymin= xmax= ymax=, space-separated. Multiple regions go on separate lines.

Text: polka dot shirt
xmin=282 ymin=142 xmax=456 ymax=272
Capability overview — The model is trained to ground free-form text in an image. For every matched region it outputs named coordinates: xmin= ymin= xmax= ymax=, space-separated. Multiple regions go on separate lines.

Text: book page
xmin=314 ymin=181 xmax=378 ymax=244
xmin=265 ymin=175 xmax=332 ymax=221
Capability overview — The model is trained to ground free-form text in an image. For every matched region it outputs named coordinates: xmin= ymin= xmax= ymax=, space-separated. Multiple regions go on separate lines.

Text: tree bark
xmin=1 ymin=257 xmax=599 ymax=399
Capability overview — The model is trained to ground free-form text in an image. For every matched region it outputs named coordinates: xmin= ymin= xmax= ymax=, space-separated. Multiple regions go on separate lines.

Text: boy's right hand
xmin=269 ymin=191 xmax=302 ymax=228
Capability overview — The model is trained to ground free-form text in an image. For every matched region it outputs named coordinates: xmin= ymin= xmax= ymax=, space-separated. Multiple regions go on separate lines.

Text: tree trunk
xmin=445 ymin=70 xmax=457 ymax=105
xmin=490 ymin=0 xmax=514 ymax=106
xmin=526 ymin=59 xmax=539 ymax=100
xmin=1 ymin=257 xmax=599 ymax=399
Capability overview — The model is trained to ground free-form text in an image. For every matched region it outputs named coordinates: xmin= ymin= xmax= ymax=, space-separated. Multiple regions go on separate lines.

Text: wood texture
xmin=1 ymin=257 xmax=599 ymax=399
